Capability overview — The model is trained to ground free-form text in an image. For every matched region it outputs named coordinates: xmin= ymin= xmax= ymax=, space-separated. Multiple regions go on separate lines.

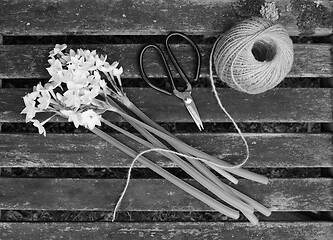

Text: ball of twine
xmin=211 ymin=17 xmax=294 ymax=94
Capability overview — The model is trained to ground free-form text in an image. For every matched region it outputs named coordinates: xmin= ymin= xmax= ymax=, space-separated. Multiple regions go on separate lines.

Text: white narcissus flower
xmin=93 ymin=55 xmax=107 ymax=71
xmin=70 ymin=69 xmax=92 ymax=87
xmin=22 ymin=44 xmax=124 ymax=135
xmin=113 ymin=66 xmax=123 ymax=77
xmin=80 ymin=109 xmax=101 ymax=130
xmin=63 ymin=90 xmax=81 ymax=109
xmin=80 ymin=84 xmax=100 ymax=105
xmin=32 ymin=119 xmax=46 ymax=137
xmin=81 ymin=49 xmax=97 ymax=61
xmin=46 ymin=59 xmax=63 ymax=76
xmin=113 ymin=66 xmax=124 ymax=87
xmin=48 ymin=74 xmax=63 ymax=89
xmin=56 ymin=92 xmax=63 ymax=102
xmin=33 ymin=83 xmax=51 ymax=110
xmin=48 ymin=56 xmax=56 ymax=66
xmin=60 ymin=110 xmax=81 ymax=128
xmin=21 ymin=92 xmax=40 ymax=121
xmin=99 ymin=61 xmax=114 ymax=72
xmin=66 ymin=78 xmax=89 ymax=91
xmin=37 ymin=90 xmax=51 ymax=110
xmin=59 ymin=69 xmax=74 ymax=83
xmin=99 ymin=79 xmax=107 ymax=91
xmin=49 ymin=44 xmax=67 ymax=57
xmin=68 ymin=55 xmax=94 ymax=73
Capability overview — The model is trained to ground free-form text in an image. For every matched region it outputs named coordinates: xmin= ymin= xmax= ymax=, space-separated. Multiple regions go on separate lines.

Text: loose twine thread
xmin=111 ymin=17 xmax=294 ymax=221
xmin=111 ymin=147 xmax=249 ymax=221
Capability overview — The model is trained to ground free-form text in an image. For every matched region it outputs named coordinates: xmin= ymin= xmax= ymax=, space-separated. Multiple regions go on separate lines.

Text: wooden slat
xmin=1 ymin=222 xmax=332 ymax=240
xmin=0 ymin=133 xmax=331 ymax=168
xmin=0 ymin=44 xmax=332 ymax=79
xmin=0 ymin=0 xmax=332 ymax=36
xmin=0 ymin=178 xmax=331 ymax=211
xmin=0 ymin=88 xmax=332 ymax=123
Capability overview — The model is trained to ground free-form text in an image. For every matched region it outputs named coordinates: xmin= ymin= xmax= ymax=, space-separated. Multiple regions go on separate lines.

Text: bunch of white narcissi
xmin=21 ymin=44 xmax=271 ymax=224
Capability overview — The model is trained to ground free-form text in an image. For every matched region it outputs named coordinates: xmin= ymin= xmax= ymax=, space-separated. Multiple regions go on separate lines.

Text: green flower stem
xmin=121 ymin=101 xmax=239 ymax=184
xmin=90 ymin=127 xmax=240 ymax=219
xmin=101 ymin=118 xmax=152 ymax=148
xmin=106 ymin=98 xmax=238 ymax=184
xmin=124 ymin=100 xmax=266 ymax=184
xmin=106 ymin=98 xmax=264 ymax=219
xmin=205 ymin=162 xmax=238 ymax=184
xmin=242 ymin=211 xmax=259 ymax=226
xmin=220 ymin=182 xmax=271 ymax=217
xmin=107 ymin=114 xmax=254 ymax=216
xmin=113 ymin=113 xmax=222 ymax=185
xmin=126 ymin=101 xmax=172 ymax=135
xmin=116 ymin=109 xmax=267 ymax=184
xmin=102 ymin=117 xmax=222 ymax=189
xmin=101 ymin=117 xmax=254 ymax=215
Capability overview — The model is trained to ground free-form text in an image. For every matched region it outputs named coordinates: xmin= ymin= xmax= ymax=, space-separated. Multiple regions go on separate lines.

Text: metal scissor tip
xmin=183 ymin=94 xmax=204 ymax=131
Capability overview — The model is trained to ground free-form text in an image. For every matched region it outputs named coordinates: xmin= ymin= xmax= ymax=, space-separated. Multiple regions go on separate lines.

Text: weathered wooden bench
xmin=0 ymin=0 xmax=332 ymax=239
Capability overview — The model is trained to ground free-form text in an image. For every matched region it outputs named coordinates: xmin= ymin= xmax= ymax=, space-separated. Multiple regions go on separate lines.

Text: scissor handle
xmin=165 ymin=32 xmax=202 ymax=87
xmin=139 ymin=44 xmax=177 ymax=96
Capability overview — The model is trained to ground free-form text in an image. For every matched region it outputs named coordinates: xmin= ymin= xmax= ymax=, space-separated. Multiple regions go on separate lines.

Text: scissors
xmin=139 ymin=32 xmax=204 ymax=130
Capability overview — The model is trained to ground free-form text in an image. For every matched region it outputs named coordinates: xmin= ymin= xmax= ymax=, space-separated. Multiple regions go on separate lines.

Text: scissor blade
xmin=184 ymin=99 xmax=204 ymax=131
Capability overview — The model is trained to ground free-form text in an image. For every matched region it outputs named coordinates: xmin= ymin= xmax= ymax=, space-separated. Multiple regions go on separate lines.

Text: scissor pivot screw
xmin=184 ymin=97 xmax=192 ymax=104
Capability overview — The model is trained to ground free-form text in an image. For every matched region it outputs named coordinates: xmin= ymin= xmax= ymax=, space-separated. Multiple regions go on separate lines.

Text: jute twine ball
xmin=212 ymin=17 xmax=294 ymax=94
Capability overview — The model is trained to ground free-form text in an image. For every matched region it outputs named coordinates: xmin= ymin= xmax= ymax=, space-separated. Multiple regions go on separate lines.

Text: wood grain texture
xmin=0 ymin=178 xmax=331 ymax=211
xmin=0 ymin=44 xmax=332 ymax=79
xmin=1 ymin=88 xmax=332 ymax=123
xmin=1 ymin=222 xmax=332 ymax=240
xmin=0 ymin=0 xmax=332 ymax=36
xmin=0 ymin=133 xmax=331 ymax=168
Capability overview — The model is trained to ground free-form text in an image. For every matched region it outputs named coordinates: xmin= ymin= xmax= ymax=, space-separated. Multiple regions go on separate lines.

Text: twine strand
xmin=209 ymin=38 xmax=250 ymax=167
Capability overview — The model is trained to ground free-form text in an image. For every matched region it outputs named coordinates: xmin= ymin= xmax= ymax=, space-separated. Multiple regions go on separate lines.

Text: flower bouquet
xmin=21 ymin=44 xmax=271 ymax=225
